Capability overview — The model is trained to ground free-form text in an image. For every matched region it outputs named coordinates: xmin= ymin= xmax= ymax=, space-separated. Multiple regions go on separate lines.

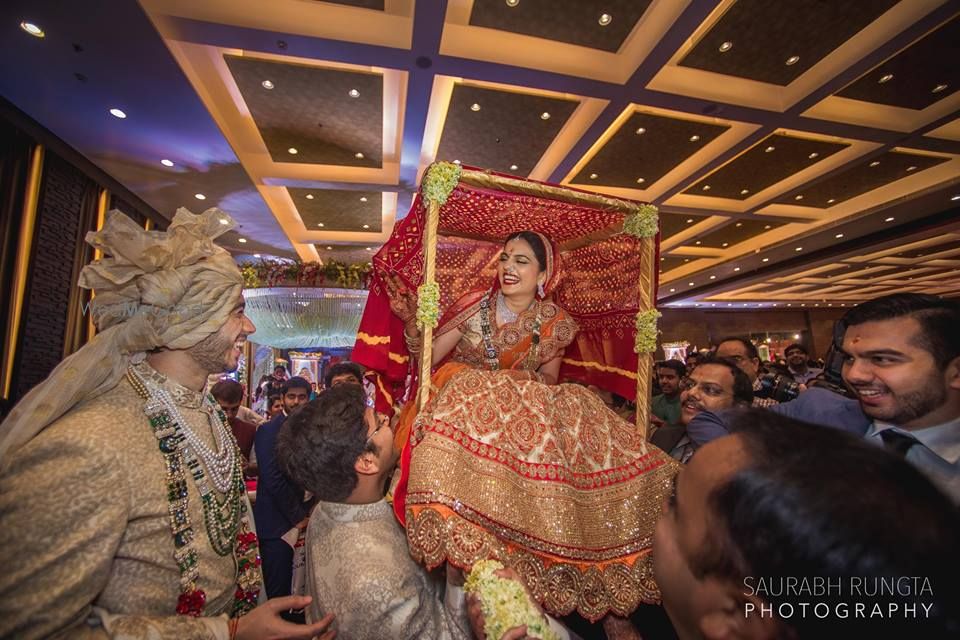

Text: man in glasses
xmin=716 ymin=337 xmax=779 ymax=407
xmin=652 ymin=355 xmax=753 ymax=463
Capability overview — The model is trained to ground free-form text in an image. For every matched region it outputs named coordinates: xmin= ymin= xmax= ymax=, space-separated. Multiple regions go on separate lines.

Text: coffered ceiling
xmin=1 ymin=0 xmax=958 ymax=306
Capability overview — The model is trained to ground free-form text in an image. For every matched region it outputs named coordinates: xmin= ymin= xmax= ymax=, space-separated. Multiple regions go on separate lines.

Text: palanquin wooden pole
xmin=635 ymin=235 xmax=656 ymax=442
xmin=416 ymin=199 xmax=441 ymax=410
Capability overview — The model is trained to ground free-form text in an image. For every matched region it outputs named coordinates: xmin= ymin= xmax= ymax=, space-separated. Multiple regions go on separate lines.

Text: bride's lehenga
xmin=392 ymin=288 xmax=678 ymax=621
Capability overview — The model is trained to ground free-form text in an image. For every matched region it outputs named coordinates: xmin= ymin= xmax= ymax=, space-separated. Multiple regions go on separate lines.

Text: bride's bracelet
xmin=403 ymin=327 xmax=423 ymax=354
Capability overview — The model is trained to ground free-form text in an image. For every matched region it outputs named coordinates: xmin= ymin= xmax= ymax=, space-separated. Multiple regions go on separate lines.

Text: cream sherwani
xmin=0 ymin=361 xmax=244 ymax=639
xmin=304 ymin=499 xmax=471 ymax=640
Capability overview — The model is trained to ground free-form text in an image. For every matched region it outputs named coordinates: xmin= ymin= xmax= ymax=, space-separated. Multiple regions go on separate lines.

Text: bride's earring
xmin=537 ymin=282 xmax=545 ymax=298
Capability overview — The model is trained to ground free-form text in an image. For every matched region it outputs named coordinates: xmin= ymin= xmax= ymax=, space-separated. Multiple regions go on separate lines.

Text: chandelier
xmin=242 ymin=287 xmax=368 ymax=348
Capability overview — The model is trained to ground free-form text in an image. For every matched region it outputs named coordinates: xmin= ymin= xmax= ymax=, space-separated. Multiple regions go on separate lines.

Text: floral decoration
xmin=239 ymin=259 xmax=372 ymax=289
xmin=621 ymin=204 xmax=659 ymax=239
xmin=422 ymin=161 xmax=463 ymax=208
xmin=464 ymin=559 xmax=558 ymax=640
xmin=416 ymin=281 xmax=441 ymax=329
xmin=634 ymin=309 xmax=662 ymax=354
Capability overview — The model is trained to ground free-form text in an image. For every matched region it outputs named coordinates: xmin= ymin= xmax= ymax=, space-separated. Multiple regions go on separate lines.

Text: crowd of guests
xmin=0 ymin=209 xmax=956 ymax=640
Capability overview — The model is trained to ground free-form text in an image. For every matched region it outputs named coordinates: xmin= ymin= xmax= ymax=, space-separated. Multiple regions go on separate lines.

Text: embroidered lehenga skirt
xmin=400 ymin=365 xmax=679 ymax=621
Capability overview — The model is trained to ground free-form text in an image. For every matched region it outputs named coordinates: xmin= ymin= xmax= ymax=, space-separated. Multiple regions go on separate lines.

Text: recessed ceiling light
xmin=735 ymin=222 xmax=743 ymax=227
xmin=689 ymin=135 xmax=700 ymax=142
xmin=702 ymin=184 xmax=711 ymax=191
xmin=635 ymin=127 xmax=646 ymax=135
xmin=355 ymin=152 xmax=365 ymax=159
xmin=636 ymin=177 xmax=645 ymax=184
xmin=326 ymin=246 xmax=333 ymax=250
xmin=827 ymin=198 xmax=836 ymax=204
xmin=932 ymin=83 xmax=948 ymax=93
xmin=695 ymin=241 xmax=702 ymax=245
xmin=238 ymin=238 xmax=247 ymax=243
xmin=109 ymin=108 xmax=127 ymax=119
xmin=686 ymin=218 xmax=694 ymax=224
xmin=261 ymin=80 xmax=274 ymax=90
xmin=365 ymin=247 xmax=372 ymax=251
xmin=719 ymin=41 xmax=733 ymax=52
xmin=764 ymin=146 xmax=775 ymax=153
xmin=878 ymin=74 xmax=894 ymax=84
xmin=362 ymin=224 xmax=370 ymax=229
xmin=510 ymin=164 xmax=519 ymax=171
xmin=598 ymin=13 xmax=612 ymax=26
xmin=317 ymin=223 xmax=325 ymax=227
xmin=20 ymin=22 xmax=45 ymax=38
xmin=727 ymin=303 xmax=733 ymax=307
xmin=253 ymin=253 xmax=261 ymax=258
xmin=195 ymin=193 xmax=206 ymax=200
xmin=762 ymin=257 xmax=769 ymax=262
xmin=785 ymin=55 xmax=800 ymax=66
xmin=470 ymin=103 xmax=481 ymax=112
xmin=869 ymin=160 xmax=880 ymax=167
xmin=808 ymin=152 xmax=819 ymax=159
xmin=306 ymin=194 xmax=314 ymax=199
xmin=763 ymin=225 xmax=771 ymax=229
xmin=348 ymin=89 xmax=360 ymax=98
xmin=360 ymin=196 xmax=368 ymax=202
xmin=669 ymin=288 xmax=675 ymax=292
xmin=906 ymin=165 xmax=917 ymax=172
xmin=795 ymin=247 xmax=803 ymax=251
xmin=795 ymin=195 xmax=803 ymax=200
xmin=835 ymin=233 xmax=844 ymax=238
xmin=884 ymin=217 xmax=895 ymax=222
xmin=683 ymin=258 xmax=690 ymax=262
xmin=951 ymin=194 xmax=960 ymax=201
xmin=506 ymin=0 xmax=519 ymax=6
xmin=160 ymin=159 xmax=174 ymax=167
xmin=219 ymin=218 xmax=229 ymax=225
xmin=740 ymin=189 xmax=749 ymax=195
xmin=453 ymin=159 xmax=461 ymax=165
xmin=288 ymin=147 xmax=298 ymax=155
xmin=733 ymin=267 xmax=741 ymax=272
xmin=801 ymin=303 xmax=806 ymax=307
xmin=540 ymin=112 xmax=551 ymax=120
xmin=710 ymin=275 xmax=717 ymax=279
xmin=589 ymin=173 xmax=598 ymax=180
xmin=722 ymin=242 xmax=729 ymax=247
xmin=688 ymin=282 xmax=695 ymax=286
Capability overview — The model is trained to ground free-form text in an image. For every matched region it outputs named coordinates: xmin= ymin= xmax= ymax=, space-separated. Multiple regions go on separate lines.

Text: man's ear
xmin=699 ymin=582 xmax=781 ymax=640
xmin=354 ymin=450 xmax=380 ymax=476
xmin=945 ymin=355 xmax=960 ymax=391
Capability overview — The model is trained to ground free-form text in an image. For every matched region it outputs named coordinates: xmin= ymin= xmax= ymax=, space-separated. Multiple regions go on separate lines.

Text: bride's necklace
xmin=496 ymin=290 xmax=531 ymax=325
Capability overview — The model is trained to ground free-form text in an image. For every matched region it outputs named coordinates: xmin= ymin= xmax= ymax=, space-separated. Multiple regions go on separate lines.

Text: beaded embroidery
xmin=126 ymin=365 xmax=261 ymax=618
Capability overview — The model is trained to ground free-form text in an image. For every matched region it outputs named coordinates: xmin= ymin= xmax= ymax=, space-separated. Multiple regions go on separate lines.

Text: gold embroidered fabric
xmin=404 ymin=368 xmax=678 ymax=620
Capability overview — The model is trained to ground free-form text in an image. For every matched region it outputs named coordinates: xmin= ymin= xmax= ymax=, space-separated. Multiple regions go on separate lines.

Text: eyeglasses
xmin=679 ymin=378 xmax=730 ymax=398
xmin=366 ymin=412 xmax=389 ymax=444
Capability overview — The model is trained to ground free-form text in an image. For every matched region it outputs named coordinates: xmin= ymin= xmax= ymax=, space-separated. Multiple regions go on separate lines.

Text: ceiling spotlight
xmin=764 ymin=225 xmax=771 ymax=229
xmin=317 ymin=223 xmax=325 ymax=227
xmin=733 ymin=267 xmax=741 ymax=272
xmin=326 ymin=246 xmax=332 ymax=250
xmin=365 ymin=247 xmax=372 ymax=251
xmin=636 ymin=177 xmax=645 ymax=184
xmin=589 ymin=173 xmax=598 ymax=179
xmin=719 ymin=41 xmax=733 ymax=52
xmin=506 ymin=0 xmax=520 ymax=6
xmin=878 ymin=74 xmax=894 ymax=84
xmin=510 ymin=164 xmax=519 ymax=171
xmin=306 ymin=194 xmax=314 ymax=199
xmin=835 ymin=233 xmax=844 ymax=238
xmin=470 ymin=103 xmax=481 ymax=112
xmin=355 ymin=152 xmax=365 ymax=159
xmin=827 ymin=198 xmax=836 ymax=204
xmin=702 ymin=184 xmax=711 ymax=191
xmin=794 ymin=195 xmax=803 ymax=201
xmin=722 ymin=242 xmax=729 ymax=247
xmin=194 ymin=193 xmax=206 ymax=200
xmin=348 ymin=89 xmax=360 ymax=98
xmin=785 ymin=55 xmax=800 ymax=66
xmin=219 ymin=218 xmax=229 ymax=225
xmin=360 ymin=196 xmax=368 ymax=202
xmin=598 ymin=13 xmax=613 ymax=26
xmin=669 ymin=288 xmax=675 ymax=293
xmin=540 ymin=112 xmax=551 ymax=120
xmin=735 ymin=222 xmax=743 ymax=227
xmin=932 ymin=83 xmax=948 ymax=93
xmin=884 ymin=217 xmax=895 ymax=222
xmin=710 ymin=275 xmax=717 ymax=280
xmin=160 ymin=159 xmax=174 ymax=167
xmin=686 ymin=219 xmax=694 ymax=224
xmin=683 ymin=258 xmax=690 ymax=262
xmin=261 ymin=80 xmax=274 ymax=90
xmin=20 ymin=22 xmax=45 ymax=38
xmin=764 ymin=145 xmax=775 ymax=153
xmin=795 ymin=247 xmax=803 ymax=251
xmin=740 ymin=189 xmax=749 ymax=195
xmin=688 ymin=282 xmax=695 ymax=286
xmin=635 ymin=127 xmax=646 ymax=135
xmin=253 ymin=254 xmax=261 ymax=258
xmin=689 ymin=135 xmax=700 ymax=142
xmin=238 ymin=238 xmax=247 ymax=243
xmin=869 ymin=160 xmax=880 ymax=167
xmin=951 ymin=194 xmax=960 ymax=201
xmin=695 ymin=241 xmax=702 ymax=245
xmin=288 ymin=147 xmax=298 ymax=155
xmin=906 ymin=165 xmax=917 ymax=172
xmin=362 ymin=224 xmax=370 ymax=229
xmin=762 ymin=257 xmax=769 ymax=262
xmin=109 ymin=108 xmax=127 ymax=119
xmin=808 ymin=152 xmax=819 ymax=159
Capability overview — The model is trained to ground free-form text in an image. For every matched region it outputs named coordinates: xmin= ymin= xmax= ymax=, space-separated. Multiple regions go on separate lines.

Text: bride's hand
xmin=383 ymin=272 xmax=417 ymax=323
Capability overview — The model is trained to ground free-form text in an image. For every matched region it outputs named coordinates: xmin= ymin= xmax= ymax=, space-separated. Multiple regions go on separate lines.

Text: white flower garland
xmin=464 ymin=560 xmax=558 ymax=640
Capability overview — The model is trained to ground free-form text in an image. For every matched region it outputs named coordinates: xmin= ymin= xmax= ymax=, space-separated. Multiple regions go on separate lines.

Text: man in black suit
xmin=253 ymin=376 xmax=312 ymax=599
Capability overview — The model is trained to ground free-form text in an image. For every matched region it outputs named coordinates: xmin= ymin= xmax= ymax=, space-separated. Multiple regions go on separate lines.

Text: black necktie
xmin=879 ymin=429 xmax=917 ymax=458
